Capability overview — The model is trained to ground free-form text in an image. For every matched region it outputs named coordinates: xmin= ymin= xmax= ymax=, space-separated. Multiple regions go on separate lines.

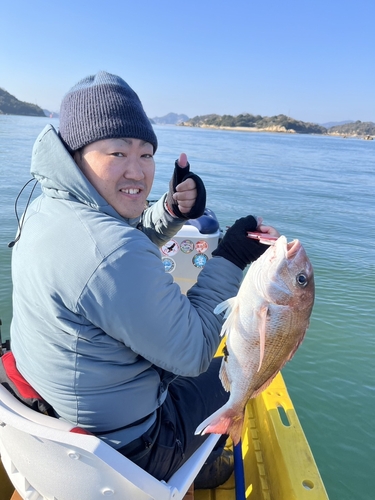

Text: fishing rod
xmin=234 ymin=440 xmax=246 ymax=500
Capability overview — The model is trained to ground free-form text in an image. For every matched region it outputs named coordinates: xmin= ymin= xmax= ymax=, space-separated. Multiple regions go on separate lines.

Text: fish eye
xmin=296 ymin=273 xmax=308 ymax=287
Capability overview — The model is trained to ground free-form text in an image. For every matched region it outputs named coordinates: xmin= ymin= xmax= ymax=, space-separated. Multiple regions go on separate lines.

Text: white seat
xmin=0 ymin=384 xmax=220 ymax=499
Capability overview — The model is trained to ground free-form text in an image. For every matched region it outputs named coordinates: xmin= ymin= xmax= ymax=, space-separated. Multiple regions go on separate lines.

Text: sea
xmin=0 ymin=115 xmax=374 ymax=500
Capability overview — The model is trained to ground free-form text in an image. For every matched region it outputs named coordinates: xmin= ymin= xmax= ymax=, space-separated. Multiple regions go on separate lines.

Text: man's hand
xmin=212 ymin=216 xmax=280 ymax=270
xmin=166 ymin=153 xmax=206 ymax=219
xmin=256 ymin=216 xmax=281 ymax=239
xmin=172 ymin=153 xmax=197 ymax=215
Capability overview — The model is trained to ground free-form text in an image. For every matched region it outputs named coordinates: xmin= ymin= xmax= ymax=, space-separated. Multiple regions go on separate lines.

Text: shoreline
xmin=179 ymin=123 xmax=374 ymax=140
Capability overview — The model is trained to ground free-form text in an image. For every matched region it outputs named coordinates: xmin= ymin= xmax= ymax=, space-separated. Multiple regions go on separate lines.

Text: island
xmin=0 ymin=88 xmax=45 ymax=117
xmin=179 ymin=114 xmax=375 ymax=139
xmin=1 ymin=85 xmax=374 ymax=139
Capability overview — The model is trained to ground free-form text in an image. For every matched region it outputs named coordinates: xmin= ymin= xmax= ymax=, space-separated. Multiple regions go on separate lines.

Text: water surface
xmin=1 ymin=116 xmax=374 ymax=499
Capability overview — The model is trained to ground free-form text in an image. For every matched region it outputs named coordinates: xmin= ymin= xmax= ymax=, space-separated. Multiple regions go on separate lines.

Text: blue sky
xmin=1 ymin=0 xmax=374 ymax=123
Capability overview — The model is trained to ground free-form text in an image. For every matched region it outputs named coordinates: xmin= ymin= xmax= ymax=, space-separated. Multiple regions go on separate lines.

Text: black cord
xmin=8 ymin=179 xmax=38 ymax=248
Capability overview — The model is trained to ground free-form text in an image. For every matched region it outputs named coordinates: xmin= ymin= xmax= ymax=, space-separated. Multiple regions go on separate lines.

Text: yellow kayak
xmin=0 ymin=370 xmax=328 ymax=500
xmin=195 ymin=371 xmax=328 ymax=499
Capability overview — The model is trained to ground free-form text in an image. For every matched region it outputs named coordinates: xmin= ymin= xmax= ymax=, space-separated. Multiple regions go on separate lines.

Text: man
xmin=9 ymin=72 xmax=278 ymax=486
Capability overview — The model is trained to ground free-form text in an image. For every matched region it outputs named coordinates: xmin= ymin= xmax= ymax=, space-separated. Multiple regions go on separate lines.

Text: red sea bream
xmin=196 ymin=236 xmax=315 ymax=445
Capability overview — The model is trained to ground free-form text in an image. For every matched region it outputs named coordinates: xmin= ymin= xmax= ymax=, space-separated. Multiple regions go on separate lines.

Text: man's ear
xmin=73 ymin=149 xmax=83 ymax=166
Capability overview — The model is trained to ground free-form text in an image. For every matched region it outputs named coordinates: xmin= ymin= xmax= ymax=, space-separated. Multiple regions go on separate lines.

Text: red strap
xmin=2 ymin=352 xmax=43 ymax=400
xmin=70 ymin=427 xmax=94 ymax=435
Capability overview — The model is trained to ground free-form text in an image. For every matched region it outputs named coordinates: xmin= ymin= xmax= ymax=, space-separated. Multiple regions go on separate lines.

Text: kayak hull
xmin=195 ymin=371 xmax=328 ymax=499
xmin=0 ymin=372 xmax=327 ymax=500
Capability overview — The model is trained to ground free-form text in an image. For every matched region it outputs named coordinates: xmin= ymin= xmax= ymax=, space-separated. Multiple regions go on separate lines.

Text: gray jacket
xmin=11 ymin=125 xmax=242 ymax=448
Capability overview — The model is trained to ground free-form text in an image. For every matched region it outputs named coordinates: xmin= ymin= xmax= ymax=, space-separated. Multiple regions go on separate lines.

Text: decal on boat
xmin=195 ymin=240 xmax=209 ymax=254
xmin=180 ymin=239 xmax=194 ymax=254
xmin=162 ymin=257 xmax=176 ymax=273
xmin=192 ymin=253 xmax=208 ymax=269
xmin=161 ymin=240 xmax=180 ymax=257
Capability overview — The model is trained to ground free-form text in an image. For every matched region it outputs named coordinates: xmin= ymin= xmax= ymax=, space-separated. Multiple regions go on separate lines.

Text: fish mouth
xmin=286 ymin=239 xmax=301 ymax=259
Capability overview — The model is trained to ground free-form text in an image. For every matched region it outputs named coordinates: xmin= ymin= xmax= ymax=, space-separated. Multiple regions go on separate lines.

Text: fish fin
xmin=257 ymin=305 xmax=268 ymax=372
xmin=219 ymin=359 xmax=231 ymax=392
xmin=195 ymin=404 xmax=244 ymax=446
xmin=217 ymin=299 xmax=240 ymax=338
xmin=251 ymin=370 xmax=280 ymax=398
xmin=220 ymin=307 xmax=239 ymax=338
xmin=214 ymin=297 xmax=237 ymax=318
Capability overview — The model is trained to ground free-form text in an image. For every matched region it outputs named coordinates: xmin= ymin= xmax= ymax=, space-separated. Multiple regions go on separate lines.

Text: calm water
xmin=1 ymin=116 xmax=374 ymax=500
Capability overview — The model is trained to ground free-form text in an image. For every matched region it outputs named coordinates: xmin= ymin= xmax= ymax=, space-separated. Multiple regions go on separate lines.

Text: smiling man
xmin=74 ymin=137 xmax=156 ymax=219
xmin=8 ymin=71 xmax=278 ymax=489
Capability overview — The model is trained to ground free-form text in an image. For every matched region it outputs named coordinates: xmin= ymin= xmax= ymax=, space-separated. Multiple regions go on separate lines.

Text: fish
xmin=195 ymin=235 xmax=315 ymax=445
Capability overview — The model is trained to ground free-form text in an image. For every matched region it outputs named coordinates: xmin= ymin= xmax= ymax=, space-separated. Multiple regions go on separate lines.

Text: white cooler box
xmin=160 ymin=209 xmax=222 ymax=294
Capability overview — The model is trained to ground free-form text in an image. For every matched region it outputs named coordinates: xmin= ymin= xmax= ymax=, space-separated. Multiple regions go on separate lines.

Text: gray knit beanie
xmin=58 ymin=71 xmax=158 ymax=152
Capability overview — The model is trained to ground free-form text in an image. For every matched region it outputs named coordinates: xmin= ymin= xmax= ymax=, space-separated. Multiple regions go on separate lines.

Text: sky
xmin=1 ymin=0 xmax=374 ymax=124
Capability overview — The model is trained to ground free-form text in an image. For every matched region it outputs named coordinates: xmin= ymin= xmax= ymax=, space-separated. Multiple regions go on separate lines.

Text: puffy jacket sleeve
xmin=77 ymin=231 xmax=242 ymax=377
xmin=140 ymin=195 xmax=186 ymax=247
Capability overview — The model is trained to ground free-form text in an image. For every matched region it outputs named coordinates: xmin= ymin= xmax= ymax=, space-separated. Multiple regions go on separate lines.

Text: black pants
xmin=118 ymin=357 xmax=229 ymax=481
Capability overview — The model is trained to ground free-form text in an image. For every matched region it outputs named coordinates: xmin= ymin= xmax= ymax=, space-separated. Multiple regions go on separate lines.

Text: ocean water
xmin=1 ymin=116 xmax=374 ymax=500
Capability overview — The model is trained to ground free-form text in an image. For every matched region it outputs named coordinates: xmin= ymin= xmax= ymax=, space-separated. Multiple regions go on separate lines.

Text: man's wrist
xmin=164 ymin=198 xmax=177 ymax=218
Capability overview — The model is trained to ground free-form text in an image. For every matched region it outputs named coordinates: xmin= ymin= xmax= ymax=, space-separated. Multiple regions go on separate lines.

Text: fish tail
xmin=195 ymin=405 xmax=244 ymax=446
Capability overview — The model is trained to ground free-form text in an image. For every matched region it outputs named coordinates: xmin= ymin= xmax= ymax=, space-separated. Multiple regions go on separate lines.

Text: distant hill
xmin=2 ymin=88 xmax=373 ymax=139
xmin=152 ymin=112 xmax=189 ymax=125
xmin=0 ymin=88 xmax=45 ymax=117
xmin=180 ymin=113 xmax=327 ymax=134
xmin=43 ymin=109 xmax=59 ymax=118
xmin=321 ymin=120 xmax=354 ymax=128
xmin=327 ymin=120 xmax=375 ymax=137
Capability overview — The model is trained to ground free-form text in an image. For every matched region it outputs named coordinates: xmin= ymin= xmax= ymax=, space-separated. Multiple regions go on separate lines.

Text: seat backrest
xmin=0 ymin=384 xmax=219 ymax=500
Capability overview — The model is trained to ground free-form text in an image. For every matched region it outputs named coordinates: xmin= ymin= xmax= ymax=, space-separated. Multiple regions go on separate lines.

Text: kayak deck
xmin=195 ymin=372 xmax=328 ymax=499
xmin=0 ymin=372 xmax=328 ymax=500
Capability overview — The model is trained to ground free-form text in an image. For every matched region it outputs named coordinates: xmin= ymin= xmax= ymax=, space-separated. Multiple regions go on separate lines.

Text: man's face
xmin=74 ymin=138 xmax=155 ymax=219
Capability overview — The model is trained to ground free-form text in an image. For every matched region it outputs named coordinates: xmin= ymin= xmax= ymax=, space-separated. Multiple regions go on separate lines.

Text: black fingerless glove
xmin=212 ymin=215 xmax=268 ymax=270
xmin=166 ymin=160 xmax=206 ymax=219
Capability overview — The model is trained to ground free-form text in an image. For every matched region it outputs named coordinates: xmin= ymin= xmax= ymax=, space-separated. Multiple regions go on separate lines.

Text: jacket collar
xmin=31 ymin=125 xmax=142 ymax=227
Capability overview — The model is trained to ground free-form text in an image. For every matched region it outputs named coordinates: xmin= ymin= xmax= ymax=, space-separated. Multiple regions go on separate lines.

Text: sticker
xmin=195 ymin=240 xmax=209 ymax=254
xmin=162 ymin=257 xmax=176 ymax=273
xmin=180 ymin=239 xmax=194 ymax=254
xmin=161 ymin=239 xmax=180 ymax=256
xmin=192 ymin=253 xmax=208 ymax=269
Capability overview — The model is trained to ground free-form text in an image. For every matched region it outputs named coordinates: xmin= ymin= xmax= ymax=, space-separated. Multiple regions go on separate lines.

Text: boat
xmin=0 ymin=369 xmax=329 ymax=499
xmin=0 ymin=211 xmax=329 ymax=499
